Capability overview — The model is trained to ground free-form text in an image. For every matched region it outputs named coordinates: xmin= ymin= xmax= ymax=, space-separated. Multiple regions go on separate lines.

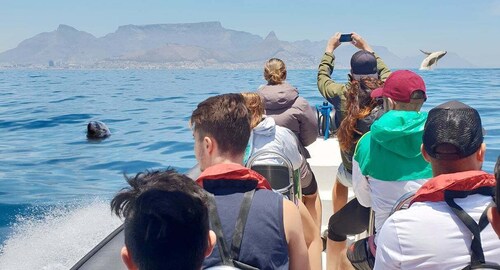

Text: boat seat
xmin=246 ymin=150 xmax=300 ymax=205
xmin=390 ymin=191 xmax=416 ymax=216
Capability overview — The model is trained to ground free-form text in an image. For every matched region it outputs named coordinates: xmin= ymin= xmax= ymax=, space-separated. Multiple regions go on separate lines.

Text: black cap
xmin=423 ymin=101 xmax=484 ymax=160
xmin=350 ymin=50 xmax=377 ymax=77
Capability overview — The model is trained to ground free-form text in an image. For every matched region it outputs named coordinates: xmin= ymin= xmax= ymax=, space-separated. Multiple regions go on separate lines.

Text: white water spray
xmin=0 ymin=200 xmax=122 ymax=270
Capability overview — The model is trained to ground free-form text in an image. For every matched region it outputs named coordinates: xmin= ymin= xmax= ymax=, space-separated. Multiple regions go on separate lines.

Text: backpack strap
xmin=207 ymin=189 xmax=256 ymax=266
xmin=444 ymin=187 xmax=494 ymax=267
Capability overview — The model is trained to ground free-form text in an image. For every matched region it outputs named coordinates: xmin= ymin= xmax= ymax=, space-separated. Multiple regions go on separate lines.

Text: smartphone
xmin=339 ymin=34 xmax=352 ymax=42
xmin=495 ymin=156 xmax=500 ymax=212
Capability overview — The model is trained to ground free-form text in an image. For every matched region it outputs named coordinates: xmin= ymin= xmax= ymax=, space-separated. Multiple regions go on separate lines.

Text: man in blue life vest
xmin=334 ymin=70 xmax=431 ymax=269
xmin=190 ymin=93 xmax=310 ymax=270
xmin=375 ymin=101 xmax=500 ymax=269
xmin=111 ymin=169 xmax=217 ymax=270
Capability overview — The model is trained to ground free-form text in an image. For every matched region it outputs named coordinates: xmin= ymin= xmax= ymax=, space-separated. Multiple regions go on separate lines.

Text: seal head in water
xmin=87 ymin=121 xmax=111 ymax=139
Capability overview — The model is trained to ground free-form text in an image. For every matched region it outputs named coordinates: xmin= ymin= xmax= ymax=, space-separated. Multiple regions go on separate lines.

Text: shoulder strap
xmin=444 ymin=187 xmax=494 ymax=267
xmin=207 ymin=189 xmax=256 ymax=266
xmin=231 ymin=189 xmax=255 ymax=259
xmin=207 ymin=192 xmax=233 ymax=265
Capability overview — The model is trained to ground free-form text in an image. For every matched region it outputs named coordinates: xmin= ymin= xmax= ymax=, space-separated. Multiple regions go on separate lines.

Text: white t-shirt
xmin=352 ymin=159 xmax=427 ymax=240
xmin=375 ymin=194 xmax=500 ymax=270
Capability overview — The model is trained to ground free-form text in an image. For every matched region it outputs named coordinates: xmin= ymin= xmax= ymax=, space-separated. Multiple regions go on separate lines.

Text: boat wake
xmin=0 ymin=199 xmax=122 ymax=270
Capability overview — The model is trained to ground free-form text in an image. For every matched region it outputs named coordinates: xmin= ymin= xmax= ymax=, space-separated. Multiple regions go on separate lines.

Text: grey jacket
xmin=257 ymin=82 xmax=318 ymax=147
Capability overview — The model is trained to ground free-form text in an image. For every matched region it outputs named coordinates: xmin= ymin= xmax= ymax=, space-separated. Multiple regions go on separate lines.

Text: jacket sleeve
xmin=375 ymin=52 xmax=391 ymax=81
xmin=317 ymin=52 xmax=347 ymax=100
xmin=297 ymin=97 xmax=318 ymax=147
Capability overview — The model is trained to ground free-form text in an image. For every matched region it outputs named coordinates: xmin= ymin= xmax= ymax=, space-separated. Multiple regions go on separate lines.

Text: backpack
xmin=206 ymin=190 xmax=260 ymax=270
xmin=444 ymin=187 xmax=500 ymax=269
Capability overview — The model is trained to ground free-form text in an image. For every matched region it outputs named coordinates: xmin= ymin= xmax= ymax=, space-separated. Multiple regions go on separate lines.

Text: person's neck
xmin=210 ymin=154 xmax=244 ymax=168
xmin=432 ymin=165 xmax=481 ymax=177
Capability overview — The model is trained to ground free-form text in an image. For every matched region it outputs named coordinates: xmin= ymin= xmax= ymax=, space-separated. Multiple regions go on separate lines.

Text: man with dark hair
xmin=375 ymin=101 xmax=500 ymax=269
xmin=111 ymin=169 xmax=216 ymax=270
xmin=335 ymin=70 xmax=432 ymax=269
xmin=190 ymin=93 xmax=310 ymax=270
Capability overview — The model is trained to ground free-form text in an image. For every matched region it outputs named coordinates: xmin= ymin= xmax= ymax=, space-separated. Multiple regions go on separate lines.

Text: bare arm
xmin=283 ymin=199 xmax=311 ymax=270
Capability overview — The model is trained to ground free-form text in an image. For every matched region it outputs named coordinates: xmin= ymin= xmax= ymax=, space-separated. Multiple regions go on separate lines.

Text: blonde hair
xmin=264 ymin=58 xmax=287 ymax=85
xmin=241 ymin=92 xmax=265 ymax=129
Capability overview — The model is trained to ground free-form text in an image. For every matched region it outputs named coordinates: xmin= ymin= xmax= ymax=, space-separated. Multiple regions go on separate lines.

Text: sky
xmin=1 ymin=0 xmax=499 ymax=67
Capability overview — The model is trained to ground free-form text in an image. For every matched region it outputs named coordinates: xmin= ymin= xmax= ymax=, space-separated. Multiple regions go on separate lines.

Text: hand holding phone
xmin=339 ymin=34 xmax=352 ymax=43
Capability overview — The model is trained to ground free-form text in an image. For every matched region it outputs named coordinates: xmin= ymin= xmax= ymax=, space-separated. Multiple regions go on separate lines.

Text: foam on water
xmin=0 ymin=200 xmax=122 ymax=270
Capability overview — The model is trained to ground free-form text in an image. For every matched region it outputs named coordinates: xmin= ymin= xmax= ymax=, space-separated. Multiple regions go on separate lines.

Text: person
xmin=110 ymin=169 xmax=216 ymax=270
xmin=242 ymin=92 xmax=322 ymax=270
xmin=487 ymin=156 xmax=500 ymax=237
xmin=317 ymin=32 xmax=391 ymax=241
xmin=319 ymin=33 xmax=388 ymax=270
xmin=341 ymin=70 xmax=432 ymax=269
xmin=257 ymin=58 xmax=322 ymax=228
xmin=190 ymin=93 xmax=310 ymax=270
xmin=375 ymin=101 xmax=500 ymax=269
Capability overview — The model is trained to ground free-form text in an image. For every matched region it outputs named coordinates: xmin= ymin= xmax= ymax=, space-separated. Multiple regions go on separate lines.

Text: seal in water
xmin=87 ymin=121 xmax=111 ymax=139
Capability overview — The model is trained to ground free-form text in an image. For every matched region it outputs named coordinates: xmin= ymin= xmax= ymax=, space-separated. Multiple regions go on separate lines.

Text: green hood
xmin=354 ymin=110 xmax=432 ymax=181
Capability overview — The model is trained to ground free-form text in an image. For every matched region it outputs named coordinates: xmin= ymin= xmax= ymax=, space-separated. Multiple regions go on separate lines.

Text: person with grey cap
xmin=318 ymin=32 xmax=391 ymax=270
xmin=375 ymin=101 xmax=500 ymax=269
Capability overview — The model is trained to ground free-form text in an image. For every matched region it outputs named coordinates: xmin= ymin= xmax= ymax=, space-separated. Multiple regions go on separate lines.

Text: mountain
xmin=0 ymin=22 xmax=476 ymax=69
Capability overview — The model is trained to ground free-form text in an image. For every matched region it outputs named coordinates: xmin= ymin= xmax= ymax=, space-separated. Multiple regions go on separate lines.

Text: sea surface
xmin=0 ymin=68 xmax=499 ymax=269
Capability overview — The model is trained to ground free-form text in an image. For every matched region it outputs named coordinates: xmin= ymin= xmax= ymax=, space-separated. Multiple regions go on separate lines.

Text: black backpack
xmin=444 ymin=187 xmax=500 ymax=269
xmin=206 ymin=190 xmax=260 ymax=270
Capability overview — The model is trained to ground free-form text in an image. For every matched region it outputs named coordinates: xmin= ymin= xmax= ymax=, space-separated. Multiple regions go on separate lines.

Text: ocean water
xmin=0 ymin=68 xmax=499 ymax=268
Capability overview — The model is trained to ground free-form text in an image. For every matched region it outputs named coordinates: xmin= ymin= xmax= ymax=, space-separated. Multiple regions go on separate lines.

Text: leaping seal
xmin=87 ymin=121 xmax=111 ymax=139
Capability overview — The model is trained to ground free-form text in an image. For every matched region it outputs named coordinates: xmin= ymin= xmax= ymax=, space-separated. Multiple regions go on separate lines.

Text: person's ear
xmin=421 ymin=144 xmax=431 ymax=163
xmin=203 ymin=136 xmax=214 ymax=154
xmin=476 ymin=143 xmax=486 ymax=162
xmin=348 ymin=73 xmax=354 ymax=82
xmin=387 ymin=98 xmax=396 ymax=111
xmin=121 ymin=246 xmax=138 ymax=270
xmin=205 ymin=230 xmax=217 ymax=257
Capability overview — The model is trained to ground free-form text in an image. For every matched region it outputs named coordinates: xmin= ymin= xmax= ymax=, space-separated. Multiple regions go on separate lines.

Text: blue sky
xmin=1 ymin=0 xmax=499 ymax=66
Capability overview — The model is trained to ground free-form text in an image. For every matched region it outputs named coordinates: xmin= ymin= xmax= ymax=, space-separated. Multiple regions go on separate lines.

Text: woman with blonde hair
xmin=242 ymin=92 xmax=322 ymax=270
xmin=257 ymin=58 xmax=321 ymax=228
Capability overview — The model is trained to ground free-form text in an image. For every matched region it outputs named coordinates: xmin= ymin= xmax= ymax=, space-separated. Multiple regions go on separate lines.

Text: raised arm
xmin=317 ymin=33 xmax=347 ymax=101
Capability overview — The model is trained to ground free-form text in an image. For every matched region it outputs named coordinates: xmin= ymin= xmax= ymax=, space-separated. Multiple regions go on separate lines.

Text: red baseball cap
xmin=370 ymin=70 xmax=426 ymax=102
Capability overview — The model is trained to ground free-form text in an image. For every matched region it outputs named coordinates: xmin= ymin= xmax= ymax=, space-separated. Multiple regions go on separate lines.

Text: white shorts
xmin=336 ymin=163 xmax=352 ymax=187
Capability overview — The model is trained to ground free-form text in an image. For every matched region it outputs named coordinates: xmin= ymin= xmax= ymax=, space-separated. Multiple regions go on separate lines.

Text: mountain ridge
xmin=0 ymin=21 xmax=476 ymax=69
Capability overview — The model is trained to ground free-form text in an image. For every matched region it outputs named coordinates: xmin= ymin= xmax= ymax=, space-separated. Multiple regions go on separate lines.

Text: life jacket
xmin=411 ymin=170 xmax=495 ymax=204
xmin=411 ymin=170 xmax=499 ymax=269
xmin=196 ymin=163 xmax=272 ymax=190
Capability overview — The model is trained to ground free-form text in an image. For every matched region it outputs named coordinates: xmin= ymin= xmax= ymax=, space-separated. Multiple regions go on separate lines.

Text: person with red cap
xmin=375 ymin=101 xmax=500 ymax=269
xmin=344 ymin=70 xmax=433 ymax=269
